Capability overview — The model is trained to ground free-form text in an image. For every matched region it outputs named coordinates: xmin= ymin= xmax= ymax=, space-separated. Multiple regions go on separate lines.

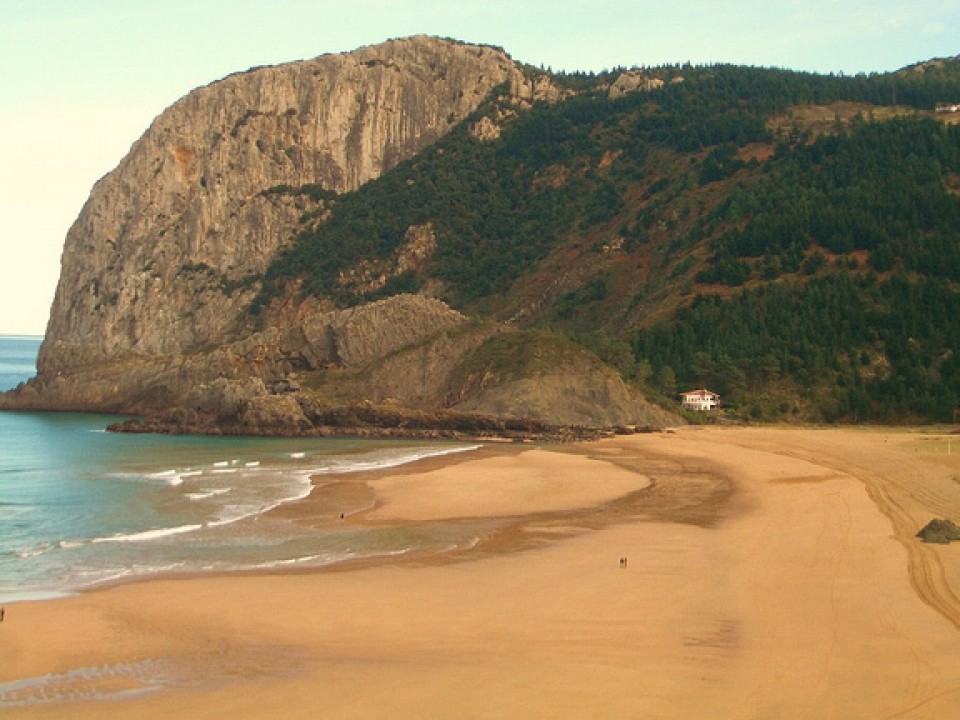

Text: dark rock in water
xmin=916 ymin=518 xmax=960 ymax=544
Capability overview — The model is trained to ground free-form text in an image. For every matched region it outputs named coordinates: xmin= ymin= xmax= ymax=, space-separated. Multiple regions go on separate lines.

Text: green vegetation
xmin=704 ymin=117 xmax=960 ymax=283
xmin=254 ymin=57 xmax=960 ymax=422
xmin=631 ymin=274 xmax=960 ymax=421
xmin=450 ymin=330 xmax=598 ymax=387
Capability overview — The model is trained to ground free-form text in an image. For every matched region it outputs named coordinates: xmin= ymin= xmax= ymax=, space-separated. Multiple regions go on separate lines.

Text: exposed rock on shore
xmin=108 ymin=397 xmax=612 ymax=443
xmin=916 ymin=518 xmax=960 ymax=544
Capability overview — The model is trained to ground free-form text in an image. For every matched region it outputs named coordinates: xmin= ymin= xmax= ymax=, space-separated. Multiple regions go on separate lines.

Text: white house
xmin=680 ymin=388 xmax=720 ymax=411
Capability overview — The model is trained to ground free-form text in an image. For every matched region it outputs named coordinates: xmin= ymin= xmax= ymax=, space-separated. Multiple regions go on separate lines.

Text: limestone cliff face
xmin=40 ymin=36 xmax=534 ymax=375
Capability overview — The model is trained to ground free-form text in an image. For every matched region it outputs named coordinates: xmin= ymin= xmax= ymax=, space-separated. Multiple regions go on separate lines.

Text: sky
xmin=1 ymin=0 xmax=958 ymax=336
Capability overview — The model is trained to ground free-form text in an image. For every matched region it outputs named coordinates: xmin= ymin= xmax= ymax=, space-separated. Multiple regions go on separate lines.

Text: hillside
xmin=258 ymin=55 xmax=960 ymax=422
xmin=4 ymin=39 xmax=960 ymax=428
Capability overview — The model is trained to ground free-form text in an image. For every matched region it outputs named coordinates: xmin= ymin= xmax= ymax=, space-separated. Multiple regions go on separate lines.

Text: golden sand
xmin=2 ymin=427 xmax=959 ymax=718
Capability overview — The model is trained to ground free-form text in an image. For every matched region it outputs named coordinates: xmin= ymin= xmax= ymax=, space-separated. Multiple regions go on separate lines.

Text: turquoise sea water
xmin=0 ymin=336 xmax=481 ymax=604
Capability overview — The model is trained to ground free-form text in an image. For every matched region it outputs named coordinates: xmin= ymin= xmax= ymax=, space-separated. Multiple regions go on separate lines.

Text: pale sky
xmin=1 ymin=0 xmax=958 ymax=336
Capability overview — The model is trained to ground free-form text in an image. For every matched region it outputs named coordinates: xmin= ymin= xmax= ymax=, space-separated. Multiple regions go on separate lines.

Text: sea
xmin=0 ymin=335 xmax=482 ymax=605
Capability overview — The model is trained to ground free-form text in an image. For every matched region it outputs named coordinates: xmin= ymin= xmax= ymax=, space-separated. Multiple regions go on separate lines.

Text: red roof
xmin=680 ymin=389 xmax=719 ymax=399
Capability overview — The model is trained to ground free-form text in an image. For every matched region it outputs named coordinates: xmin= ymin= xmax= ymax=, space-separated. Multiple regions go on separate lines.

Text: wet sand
xmin=2 ymin=426 xmax=960 ymax=718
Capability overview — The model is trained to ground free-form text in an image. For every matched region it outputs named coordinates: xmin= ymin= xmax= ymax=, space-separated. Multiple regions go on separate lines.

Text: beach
xmin=2 ymin=426 xmax=960 ymax=718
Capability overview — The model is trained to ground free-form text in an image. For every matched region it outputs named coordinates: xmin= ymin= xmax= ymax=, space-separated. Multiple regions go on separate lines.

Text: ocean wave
xmin=310 ymin=444 xmax=481 ymax=476
xmin=0 ymin=659 xmax=178 ymax=708
xmin=149 ymin=469 xmax=185 ymax=486
xmin=92 ymin=524 xmax=203 ymax=544
xmin=71 ymin=567 xmax=134 ymax=584
xmin=6 ymin=540 xmax=86 ymax=560
xmin=1 ymin=440 xmax=481 ymax=602
xmin=14 ymin=542 xmax=53 ymax=558
xmin=206 ymin=472 xmax=313 ymax=527
xmin=244 ymin=546 xmax=412 ymax=571
xmin=108 ymin=470 xmax=192 ymax=486
xmin=185 ymin=488 xmax=231 ymax=501
xmin=250 ymin=553 xmax=335 ymax=569
xmin=0 ymin=588 xmax=74 ymax=605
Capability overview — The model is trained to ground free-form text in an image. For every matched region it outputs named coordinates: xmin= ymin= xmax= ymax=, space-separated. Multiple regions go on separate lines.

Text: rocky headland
xmin=1 ymin=36 xmax=673 ymax=436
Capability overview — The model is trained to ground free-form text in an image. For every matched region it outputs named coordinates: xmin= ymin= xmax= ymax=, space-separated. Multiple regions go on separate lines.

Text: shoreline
xmin=2 ymin=426 xmax=960 ymax=718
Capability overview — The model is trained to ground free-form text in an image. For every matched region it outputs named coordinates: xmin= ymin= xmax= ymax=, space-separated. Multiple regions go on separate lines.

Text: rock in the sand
xmin=916 ymin=518 xmax=960 ymax=544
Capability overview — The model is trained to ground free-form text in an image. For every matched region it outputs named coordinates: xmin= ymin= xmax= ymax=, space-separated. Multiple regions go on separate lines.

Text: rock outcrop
xmin=608 ymin=70 xmax=665 ymax=98
xmin=451 ymin=369 xmax=675 ymax=429
xmin=916 ymin=518 xmax=960 ymax=544
xmin=291 ymin=294 xmax=467 ymax=370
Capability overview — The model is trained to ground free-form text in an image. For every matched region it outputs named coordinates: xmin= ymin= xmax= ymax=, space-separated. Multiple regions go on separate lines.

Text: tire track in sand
xmin=710 ymin=429 xmax=960 ymax=633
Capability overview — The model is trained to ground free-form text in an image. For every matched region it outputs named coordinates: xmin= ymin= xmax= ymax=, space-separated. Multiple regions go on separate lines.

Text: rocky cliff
xmin=41 ymin=36 xmax=533 ymax=372
xmin=4 ymin=36 xmax=674 ymax=433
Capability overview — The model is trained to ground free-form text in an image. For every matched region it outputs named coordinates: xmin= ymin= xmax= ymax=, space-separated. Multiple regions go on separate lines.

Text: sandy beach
xmin=2 ymin=426 xmax=960 ymax=718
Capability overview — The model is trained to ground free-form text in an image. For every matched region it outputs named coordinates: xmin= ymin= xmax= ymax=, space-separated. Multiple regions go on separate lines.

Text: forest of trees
xmin=631 ymin=273 xmax=960 ymax=421
xmin=701 ymin=117 xmax=960 ymax=285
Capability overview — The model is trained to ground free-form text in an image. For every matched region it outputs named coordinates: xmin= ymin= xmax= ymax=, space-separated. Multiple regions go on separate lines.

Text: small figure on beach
xmin=1 ymin=607 xmax=5 ymax=622
xmin=619 ymin=557 xmax=628 ymax=568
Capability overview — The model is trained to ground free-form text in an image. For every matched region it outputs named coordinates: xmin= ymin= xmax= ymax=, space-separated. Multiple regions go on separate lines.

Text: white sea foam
xmin=73 ymin=567 xmax=134 ymax=583
xmin=213 ymin=461 xmax=229 ymax=468
xmin=0 ymin=659 xmax=178 ymax=708
xmin=0 ymin=588 xmax=74 ymax=605
xmin=290 ymin=452 xmax=306 ymax=459
xmin=70 ymin=561 xmax=189 ymax=590
xmin=185 ymin=488 xmax=231 ymax=501
xmin=148 ymin=469 xmax=186 ymax=486
xmin=15 ymin=543 xmax=52 ymax=558
xmin=251 ymin=553 xmax=332 ymax=569
xmin=243 ymin=546 xmax=417 ymax=572
xmin=92 ymin=524 xmax=203 ymax=544
xmin=208 ymin=474 xmax=313 ymax=527
xmin=245 ymin=461 xmax=260 ymax=467
xmin=310 ymin=444 xmax=481 ymax=476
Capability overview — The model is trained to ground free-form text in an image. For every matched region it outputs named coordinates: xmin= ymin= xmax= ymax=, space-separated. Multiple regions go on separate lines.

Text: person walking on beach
xmin=1 ymin=607 xmax=5 ymax=622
